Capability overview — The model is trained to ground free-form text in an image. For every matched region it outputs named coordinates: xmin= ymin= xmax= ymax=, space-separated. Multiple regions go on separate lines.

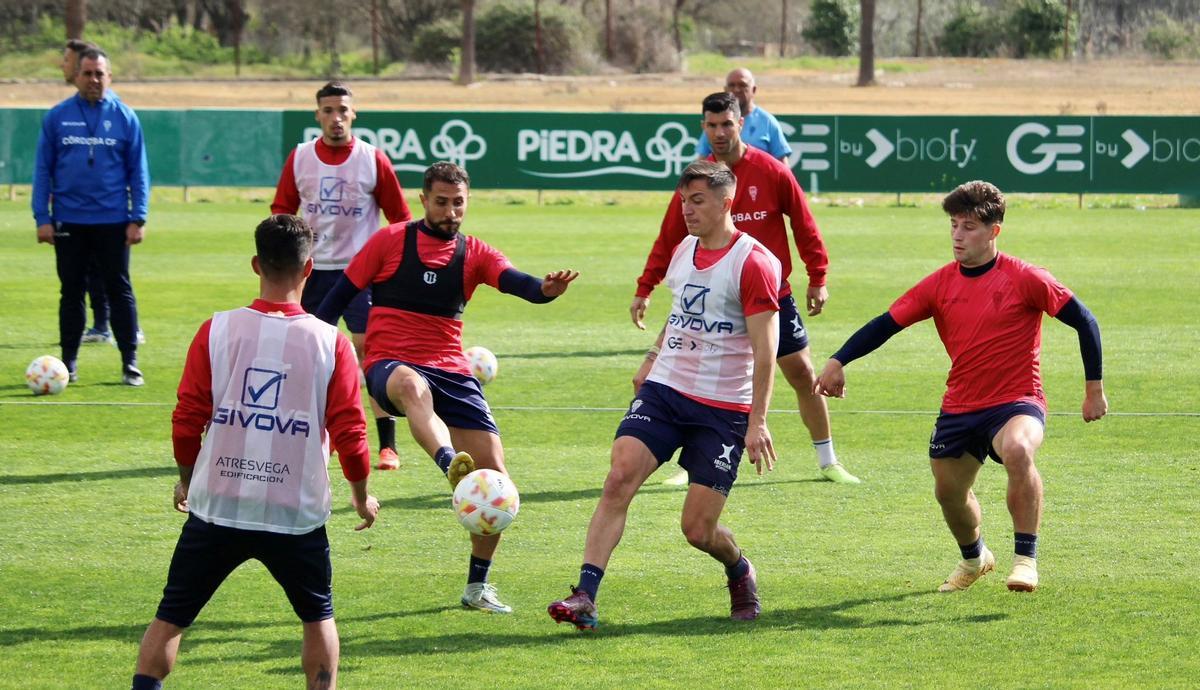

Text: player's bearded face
xmin=422 ymin=181 xmax=469 ymax=236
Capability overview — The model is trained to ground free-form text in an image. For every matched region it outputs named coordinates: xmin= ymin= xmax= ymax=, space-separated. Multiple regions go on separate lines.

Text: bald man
xmin=695 ymin=68 xmax=792 ymax=164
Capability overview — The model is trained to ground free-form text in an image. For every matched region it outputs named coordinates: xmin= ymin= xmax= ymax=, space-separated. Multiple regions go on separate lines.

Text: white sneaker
xmin=938 ymin=546 xmax=995 ymax=592
xmin=1006 ymin=555 xmax=1039 ymax=592
xmin=461 ymin=582 xmax=512 ymax=613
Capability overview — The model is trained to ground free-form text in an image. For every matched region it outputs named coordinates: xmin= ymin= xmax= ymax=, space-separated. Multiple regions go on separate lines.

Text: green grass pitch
xmin=1 ymin=191 xmax=1198 ymax=688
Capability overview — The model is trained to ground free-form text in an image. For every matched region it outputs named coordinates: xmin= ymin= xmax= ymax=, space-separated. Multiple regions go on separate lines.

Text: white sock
xmin=813 ymin=438 xmax=837 ymax=469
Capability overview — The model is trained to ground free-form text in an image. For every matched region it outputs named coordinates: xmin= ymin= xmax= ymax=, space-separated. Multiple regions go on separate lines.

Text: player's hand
xmin=1082 ymin=381 xmax=1108 ymax=422
xmin=541 ymin=270 xmax=579 ymax=297
xmin=353 ymin=494 xmax=380 ymax=530
xmin=806 ymin=285 xmax=828 ymax=316
xmin=630 ymin=296 xmax=649 ymax=330
xmin=173 ymin=481 xmax=189 ymax=513
xmin=36 ymin=224 xmax=55 ymax=245
xmin=126 ymin=222 xmax=145 ymax=246
xmin=813 ymin=359 xmax=846 ymax=398
xmin=744 ymin=420 xmax=776 ymax=475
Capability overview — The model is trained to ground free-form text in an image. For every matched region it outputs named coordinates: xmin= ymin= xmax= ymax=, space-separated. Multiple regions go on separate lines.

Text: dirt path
xmin=3 ymin=58 xmax=1198 ymax=114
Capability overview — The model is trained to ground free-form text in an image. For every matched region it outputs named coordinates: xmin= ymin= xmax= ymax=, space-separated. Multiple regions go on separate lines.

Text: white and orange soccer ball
xmin=25 ymin=355 xmax=70 ymax=396
xmin=464 ymin=345 xmax=498 ymax=385
xmin=451 ymin=468 xmax=520 ymax=536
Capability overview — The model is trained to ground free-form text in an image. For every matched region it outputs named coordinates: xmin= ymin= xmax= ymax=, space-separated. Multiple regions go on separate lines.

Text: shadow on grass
xmin=0 ymin=465 xmax=176 ymax=485
xmin=367 ymin=477 xmax=824 ymax=513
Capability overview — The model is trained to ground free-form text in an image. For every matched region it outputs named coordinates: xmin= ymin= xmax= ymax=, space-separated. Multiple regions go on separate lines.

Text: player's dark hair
xmin=424 ymin=161 xmax=470 ymax=193
xmin=943 ymin=180 xmax=1006 ymax=225
xmin=676 ymin=160 xmax=737 ymax=196
xmin=316 ymin=81 xmax=352 ymax=102
xmin=65 ymin=39 xmax=96 ymax=56
xmin=78 ymin=47 xmax=108 ymax=65
xmin=255 ymin=215 xmax=313 ymax=279
xmin=702 ymin=91 xmax=741 ymax=121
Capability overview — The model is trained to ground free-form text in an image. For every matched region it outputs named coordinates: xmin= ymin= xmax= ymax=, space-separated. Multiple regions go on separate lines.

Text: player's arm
xmin=1053 ymin=296 xmax=1108 ymax=422
xmin=125 ymin=111 xmax=150 ymax=245
xmin=813 ymin=312 xmax=904 ymax=398
xmin=373 ymin=149 xmax=412 ymax=223
xmin=326 ymin=334 xmax=379 ymax=530
xmin=171 ymin=320 xmax=214 ymax=513
xmin=33 ymin=117 xmax=56 ymax=243
xmin=631 ymin=193 xmax=688 ymax=329
xmin=632 ymin=327 xmax=666 ymax=395
xmin=744 ymin=309 xmax=779 ymax=473
xmin=269 ymin=150 xmax=301 ymax=215
xmin=781 ymin=169 xmax=830 ymax=316
xmin=498 ymin=268 xmax=579 ymax=303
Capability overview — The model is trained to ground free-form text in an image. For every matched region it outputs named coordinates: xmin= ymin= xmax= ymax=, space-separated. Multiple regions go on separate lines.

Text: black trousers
xmin=53 ymin=221 xmax=139 ymax=369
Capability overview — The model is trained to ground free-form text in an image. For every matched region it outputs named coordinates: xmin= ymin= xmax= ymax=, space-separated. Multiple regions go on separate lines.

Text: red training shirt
xmin=888 ymin=253 xmax=1073 ymax=414
xmin=172 ymin=299 xmax=370 ymax=482
xmin=344 ymin=223 xmax=513 ymax=375
xmin=636 ymin=146 xmax=828 ymax=300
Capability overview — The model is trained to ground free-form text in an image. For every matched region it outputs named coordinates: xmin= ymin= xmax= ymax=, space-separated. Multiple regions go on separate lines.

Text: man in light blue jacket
xmin=33 ymin=48 xmax=149 ymax=386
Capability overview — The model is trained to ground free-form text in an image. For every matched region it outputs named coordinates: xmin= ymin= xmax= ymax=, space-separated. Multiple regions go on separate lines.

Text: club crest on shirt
xmin=749 ymin=185 xmax=758 ymax=201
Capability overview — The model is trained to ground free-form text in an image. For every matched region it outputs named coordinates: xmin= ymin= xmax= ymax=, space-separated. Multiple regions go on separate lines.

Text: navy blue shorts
xmin=777 ymin=294 xmax=810 ymax=357
xmin=615 ymin=381 xmax=748 ymax=496
xmin=154 ymin=514 xmax=333 ymax=627
xmin=302 ymin=268 xmax=370 ymax=334
xmin=365 ymin=360 xmax=500 ymax=434
xmin=928 ymin=402 xmax=1046 ymax=464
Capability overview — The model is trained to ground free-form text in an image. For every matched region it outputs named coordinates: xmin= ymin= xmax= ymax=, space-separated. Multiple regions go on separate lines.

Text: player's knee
xmin=933 ymin=481 xmax=968 ymax=507
xmin=680 ymin=519 xmax=714 ymax=551
xmin=388 ymin=372 xmax=426 ymax=406
xmin=780 ymin=353 xmax=816 ymax=387
xmin=999 ymin=443 xmax=1037 ymax=474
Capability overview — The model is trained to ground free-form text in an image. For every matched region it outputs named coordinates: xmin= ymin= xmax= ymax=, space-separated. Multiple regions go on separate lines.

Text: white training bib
xmin=188 ymin=307 xmax=339 ymax=534
xmin=648 ymin=233 xmax=779 ymax=405
xmin=293 ymin=138 xmax=381 ymax=270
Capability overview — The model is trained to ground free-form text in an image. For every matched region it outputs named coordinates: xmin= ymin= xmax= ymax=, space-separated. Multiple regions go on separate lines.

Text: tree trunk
xmin=535 ymin=0 xmax=544 ymax=74
xmin=371 ymin=0 xmax=380 ymax=75
xmin=672 ymin=0 xmax=685 ymax=56
xmin=605 ymin=0 xmax=613 ymax=62
xmin=65 ymin=0 xmax=87 ymax=39
xmin=780 ymin=0 xmax=788 ymax=58
xmin=458 ymin=0 xmax=476 ymax=85
xmin=856 ymin=0 xmax=876 ymax=86
xmin=914 ymin=0 xmax=923 ymax=57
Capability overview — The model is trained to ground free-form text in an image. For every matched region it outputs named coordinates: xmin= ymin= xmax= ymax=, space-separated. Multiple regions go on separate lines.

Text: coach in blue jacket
xmin=33 ymin=48 xmax=149 ymax=387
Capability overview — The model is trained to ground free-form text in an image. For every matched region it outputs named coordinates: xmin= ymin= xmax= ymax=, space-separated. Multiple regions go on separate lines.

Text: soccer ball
xmin=25 ymin=355 xmax=70 ymax=396
xmin=451 ymin=468 xmax=520 ymax=536
xmin=464 ymin=345 xmax=498 ymax=385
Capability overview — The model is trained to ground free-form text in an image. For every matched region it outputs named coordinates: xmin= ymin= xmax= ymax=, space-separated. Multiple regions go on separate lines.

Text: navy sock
xmin=434 ymin=446 xmax=456 ymax=474
xmin=578 ymin=563 xmax=605 ymax=602
xmin=725 ymin=553 xmax=750 ymax=580
xmin=375 ymin=417 xmax=396 ymax=452
xmin=1014 ymin=532 xmax=1038 ymax=559
xmin=468 ymin=555 xmax=491 ymax=585
xmin=959 ymin=537 xmax=984 ymax=560
xmin=131 ymin=674 xmax=163 ymax=690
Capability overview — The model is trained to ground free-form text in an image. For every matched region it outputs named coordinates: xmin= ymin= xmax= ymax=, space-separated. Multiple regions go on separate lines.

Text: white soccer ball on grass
xmin=25 ymin=355 xmax=70 ymax=396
